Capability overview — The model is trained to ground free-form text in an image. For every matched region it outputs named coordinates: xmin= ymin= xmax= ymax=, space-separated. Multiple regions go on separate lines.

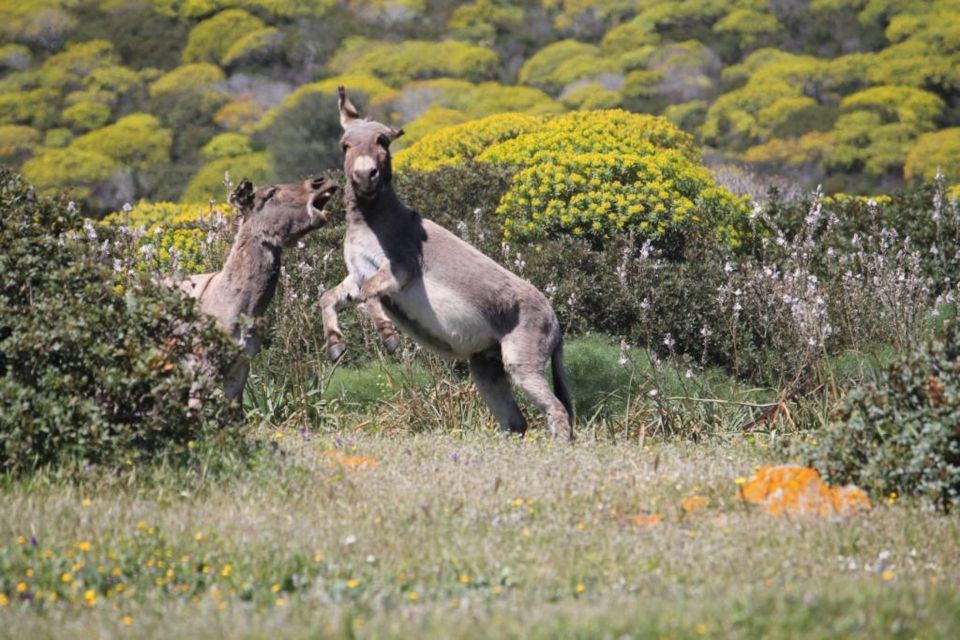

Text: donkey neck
xmin=344 ymin=181 xmax=406 ymax=226
xmin=218 ymin=224 xmax=282 ymax=318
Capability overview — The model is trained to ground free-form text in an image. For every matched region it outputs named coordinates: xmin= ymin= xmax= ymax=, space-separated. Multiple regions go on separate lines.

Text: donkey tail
xmin=551 ymin=337 xmax=575 ymax=425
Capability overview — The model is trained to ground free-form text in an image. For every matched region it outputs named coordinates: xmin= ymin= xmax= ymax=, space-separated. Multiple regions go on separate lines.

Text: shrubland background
xmin=2 ymin=1 xmax=960 ymax=637
xmin=2 ymin=0 xmax=960 ymax=214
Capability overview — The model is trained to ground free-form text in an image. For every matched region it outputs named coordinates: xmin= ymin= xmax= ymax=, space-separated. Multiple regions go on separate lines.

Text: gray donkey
xmin=319 ymin=87 xmax=574 ymax=440
xmin=179 ymin=176 xmax=338 ymax=401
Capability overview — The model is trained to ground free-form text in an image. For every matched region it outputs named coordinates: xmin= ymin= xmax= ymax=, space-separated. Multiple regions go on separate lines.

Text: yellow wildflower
xmin=346 ymin=579 xmax=360 ymax=589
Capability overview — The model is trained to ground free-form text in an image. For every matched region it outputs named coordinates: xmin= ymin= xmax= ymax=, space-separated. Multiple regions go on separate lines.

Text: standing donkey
xmin=319 ymin=87 xmax=574 ymax=440
xmin=179 ymin=176 xmax=338 ymax=400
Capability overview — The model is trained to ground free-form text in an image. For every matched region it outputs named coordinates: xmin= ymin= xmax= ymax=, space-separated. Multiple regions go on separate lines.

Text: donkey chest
xmin=343 ymin=234 xmax=386 ymax=282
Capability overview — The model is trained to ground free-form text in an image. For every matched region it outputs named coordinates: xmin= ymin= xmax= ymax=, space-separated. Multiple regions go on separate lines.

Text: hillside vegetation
xmin=2 ymin=0 xmax=960 ymax=214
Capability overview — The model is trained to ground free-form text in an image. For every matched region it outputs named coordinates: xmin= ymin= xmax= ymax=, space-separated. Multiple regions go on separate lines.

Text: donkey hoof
xmin=328 ymin=343 xmax=346 ymax=362
xmin=383 ymin=334 xmax=400 ymax=354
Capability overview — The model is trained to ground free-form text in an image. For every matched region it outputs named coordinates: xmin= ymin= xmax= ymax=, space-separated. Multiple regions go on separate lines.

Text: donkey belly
xmin=385 ymin=279 xmax=497 ymax=359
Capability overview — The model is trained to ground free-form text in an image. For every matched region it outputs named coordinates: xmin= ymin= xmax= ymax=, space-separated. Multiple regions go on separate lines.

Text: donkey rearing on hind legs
xmin=319 ymin=87 xmax=575 ymax=440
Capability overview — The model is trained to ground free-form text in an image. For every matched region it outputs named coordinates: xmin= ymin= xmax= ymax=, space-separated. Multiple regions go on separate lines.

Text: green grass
xmin=1 ymin=428 xmax=957 ymax=639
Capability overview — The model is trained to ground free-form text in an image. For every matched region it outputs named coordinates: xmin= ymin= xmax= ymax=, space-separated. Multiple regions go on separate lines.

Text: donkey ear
xmin=389 ymin=127 xmax=405 ymax=141
xmin=338 ymin=86 xmax=361 ymax=130
xmin=229 ymin=179 xmax=255 ymax=212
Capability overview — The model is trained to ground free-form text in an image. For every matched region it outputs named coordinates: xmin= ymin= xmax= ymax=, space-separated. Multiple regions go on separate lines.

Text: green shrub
xmin=0 ymin=170 xmax=243 ymax=475
xmin=70 ymin=113 xmax=172 ymax=172
xmin=0 ymin=124 xmax=40 ymax=164
xmin=518 ymin=40 xmax=621 ymax=94
xmin=905 ymin=128 xmax=960 ymax=183
xmin=182 ymin=9 xmax=266 ymax=65
xmin=149 ymin=63 xmax=226 ymax=99
xmin=182 ymin=152 xmax=272 ymax=202
xmin=807 ymin=321 xmax=960 ymax=510
xmin=328 ymin=37 xmax=499 ymax=86
xmin=201 ymin=132 xmax=253 ymax=160
xmin=21 ymin=147 xmax=120 ymax=204
xmin=61 ymin=100 xmax=112 ymax=133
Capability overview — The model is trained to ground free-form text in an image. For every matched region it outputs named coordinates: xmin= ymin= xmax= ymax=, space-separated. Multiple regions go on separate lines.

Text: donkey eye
xmin=341 ymin=142 xmax=350 ymax=153
xmin=376 ymin=135 xmax=389 ymax=148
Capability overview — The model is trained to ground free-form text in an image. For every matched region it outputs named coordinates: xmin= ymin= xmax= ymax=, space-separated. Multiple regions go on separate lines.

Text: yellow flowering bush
xmin=399 ymin=110 xmax=749 ymax=243
xmin=497 ymin=150 xmax=747 ymax=243
xmin=393 ymin=112 xmax=543 ymax=172
xmin=102 ymin=200 xmax=232 ymax=274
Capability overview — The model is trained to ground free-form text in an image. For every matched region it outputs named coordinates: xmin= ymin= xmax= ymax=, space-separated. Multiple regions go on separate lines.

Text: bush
xmin=328 ymin=38 xmax=500 ymax=86
xmin=807 ymin=321 xmax=960 ymax=510
xmin=181 ymin=152 xmax=273 ymax=202
xmin=393 ymin=112 xmax=543 ymax=172
xmin=101 ymin=199 xmax=231 ymax=274
xmin=0 ymin=124 xmax=40 ymax=164
xmin=518 ymin=40 xmax=620 ymax=94
xmin=0 ymin=170 xmax=243 ymax=475
xmin=182 ymin=9 xmax=267 ymax=65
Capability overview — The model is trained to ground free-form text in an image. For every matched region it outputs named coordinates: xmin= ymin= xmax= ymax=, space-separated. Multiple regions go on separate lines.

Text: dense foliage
xmin=398 ymin=110 xmax=749 ymax=243
xmin=808 ymin=321 xmax=960 ymax=510
xmin=0 ymin=170 xmax=243 ymax=474
xmin=3 ymin=0 xmax=960 ymax=214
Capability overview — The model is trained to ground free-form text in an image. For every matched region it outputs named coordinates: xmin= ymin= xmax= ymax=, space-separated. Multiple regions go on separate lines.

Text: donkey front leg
xmin=362 ymin=296 xmax=401 ymax=354
xmin=319 ymin=275 xmax=360 ymax=361
xmin=359 ymin=260 xmax=409 ymax=302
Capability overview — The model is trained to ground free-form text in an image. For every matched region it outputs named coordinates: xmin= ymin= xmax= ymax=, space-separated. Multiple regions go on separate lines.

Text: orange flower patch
xmin=680 ymin=496 xmax=709 ymax=513
xmin=628 ymin=513 xmax=663 ymax=527
xmin=738 ymin=465 xmax=871 ymax=517
xmin=324 ymin=451 xmax=378 ymax=470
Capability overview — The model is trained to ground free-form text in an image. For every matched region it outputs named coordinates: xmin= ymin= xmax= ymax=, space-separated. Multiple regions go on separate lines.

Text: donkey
xmin=319 ymin=87 xmax=574 ymax=440
xmin=179 ymin=176 xmax=338 ymax=401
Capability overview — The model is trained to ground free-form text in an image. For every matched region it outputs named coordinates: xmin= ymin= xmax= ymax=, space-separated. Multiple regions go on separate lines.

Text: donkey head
xmin=338 ymin=86 xmax=404 ymax=199
xmin=228 ymin=176 xmax=338 ymax=247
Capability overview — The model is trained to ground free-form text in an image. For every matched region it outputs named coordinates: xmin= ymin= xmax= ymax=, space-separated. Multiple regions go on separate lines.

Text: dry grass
xmin=1 ymin=426 xmax=958 ymax=639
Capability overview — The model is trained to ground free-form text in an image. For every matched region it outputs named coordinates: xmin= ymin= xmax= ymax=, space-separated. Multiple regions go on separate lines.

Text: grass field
xmin=2 ymin=424 xmax=958 ymax=639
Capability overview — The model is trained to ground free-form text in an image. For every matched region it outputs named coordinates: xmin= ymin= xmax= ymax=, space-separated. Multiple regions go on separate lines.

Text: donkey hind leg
xmin=501 ymin=335 xmax=574 ymax=441
xmin=469 ymin=352 xmax=527 ymax=435
xmin=362 ymin=297 xmax=400 ymax=354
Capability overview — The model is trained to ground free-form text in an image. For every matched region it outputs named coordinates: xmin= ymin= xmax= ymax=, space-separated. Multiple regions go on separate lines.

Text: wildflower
xmin=346 ymin=579 xmax=360 ymax=589
xmin=680 ymin=496 xmax=709 ymax=513
xmin=271 ymin=583 xmax=281 ymax=593
xmin=81 ymin=498 xmax=92 ymax=507
xmin=575 ymin=583 xmax=586 ymax=594
xmin=15 ymin=535 xmax=26 ymax=545
xmin=61 ymin=573 xmax=73 ymax=584
xmin=16 ymin=582 xmax=27 ymax=593
xmin=84 ymin=590 xmax=97 ymax=606
xmin=121 ymin=616 xmax=133 ymax=625
xmin=407 ymin=591 xmax=419 ymax=602
xmin=77 ymin=541 xmax=92 ymax=552
xmin=882 ymin=570 xmax=895 ymax=581
xmin=459 ymin=574 xmax=470 ymax=584
xmin=275 ymin=598 xmax=286 ymax=607
xmin=0 ymin=594 xmax=8 ymax=607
